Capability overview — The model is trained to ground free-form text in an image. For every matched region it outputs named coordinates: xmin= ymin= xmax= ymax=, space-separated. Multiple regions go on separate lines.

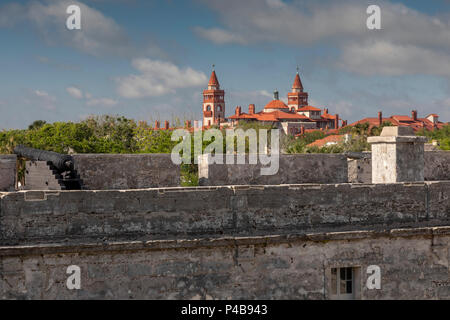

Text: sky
xmin=0 ymin=0 xmax=450 ymax=129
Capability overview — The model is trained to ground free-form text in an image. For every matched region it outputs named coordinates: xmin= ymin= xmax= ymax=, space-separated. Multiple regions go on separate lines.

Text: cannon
xmin=14 ymin=145 xmax=82 ymax=190
xmin=14 ymin=145 xmax=74 ymax=173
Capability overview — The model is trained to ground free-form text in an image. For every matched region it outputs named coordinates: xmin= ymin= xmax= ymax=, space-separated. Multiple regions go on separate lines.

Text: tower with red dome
xmin=203 ymin=66 xmax=225 ymax=126
xmin=287 ymin=67 xmax=308 ymax=112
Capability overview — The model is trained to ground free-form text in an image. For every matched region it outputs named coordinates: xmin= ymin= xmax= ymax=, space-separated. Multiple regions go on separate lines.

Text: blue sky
xmin=0 ymin=0 xmax=450 ymax=129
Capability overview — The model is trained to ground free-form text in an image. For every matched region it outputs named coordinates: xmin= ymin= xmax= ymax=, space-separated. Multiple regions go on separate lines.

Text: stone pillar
xmin=0 ymin=155 xmax=17 ymax=191
xmin=367 ymin=126 xmax=427 ymax=183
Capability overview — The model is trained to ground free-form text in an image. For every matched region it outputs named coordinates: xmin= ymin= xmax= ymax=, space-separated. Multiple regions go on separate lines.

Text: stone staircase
xmin=24 ymin=160 xmax=83 ymax=190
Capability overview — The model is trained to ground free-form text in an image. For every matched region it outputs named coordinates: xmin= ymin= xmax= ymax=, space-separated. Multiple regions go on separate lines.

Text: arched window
xmin=206 ymin=105 xmax=211 ymax=111
xmin=217 ymin=105 xmax=222 ymax=112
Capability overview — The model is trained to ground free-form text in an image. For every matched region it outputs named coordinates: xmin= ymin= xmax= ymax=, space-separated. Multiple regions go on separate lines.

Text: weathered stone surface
xmin=348 ymin=151 xmax=450 ymax=183
xmin=425 ymin=151 xmax=450 ymax=181
xmin=0 ymin=182 xmax=448 ymax=245
xmin=0 ymin=155 xmax=16 ymax=191
xmin=0 ymin=227 xmax=449 ymax=300
xmin=199 ymin=154 xmax=348 ymax=186
xmin=72 ymin=154 xmax=180 ymax=189
xmin=368 ymin=127 xmax=427 ymax=183
xmin=24 ymin=161 xmax=62 ymax=190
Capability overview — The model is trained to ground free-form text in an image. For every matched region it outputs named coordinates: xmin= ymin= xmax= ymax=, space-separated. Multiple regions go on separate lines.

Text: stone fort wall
xmin=72 ymin=154 xmax=180 ymax=189
xmin=348 ymin=151 xmax=450 ymax=183
xmin=1 ymin=182 xmax=449 ymax=244
xmin=1 ymin=224 xmax=449 ymax=299
xmin=0 ymin=155 xmax=16 ymax=192
xmin=1 ymin=180 xmax=449 ymax=299
xmin=199 ymin=151 xmax=450 ymax=186
xmin=198 ymin=154 xmax=348 ymax=186
xmin=2 ymin=152 xmax=448 ymax=191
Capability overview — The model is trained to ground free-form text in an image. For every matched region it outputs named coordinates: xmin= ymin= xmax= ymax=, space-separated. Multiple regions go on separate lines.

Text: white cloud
xmin=86 ymin=98 xmax=118 ymax=107
xmin=34 ymin=90 xmax=55 ymax=102
xmin=0 ymin=0 xmax=131 ymax=57
xmin=116 ymin=58 xmax=207 ymax=98
xmin=195 ymin=0 xmax=364 ymax=45
xmin=66 ymin=86 xmax=117 ymax=107
xmin=66 ymin=86 xmax=84 ymax=99
xmin=195 ymin=0 xmax=450 ymax=76
xmin=338 ymin=41 xmax=450 ymax=76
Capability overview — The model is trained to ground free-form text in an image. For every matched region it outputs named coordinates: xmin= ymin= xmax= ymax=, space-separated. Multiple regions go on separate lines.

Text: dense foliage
xmin=416 ymin=124 xmax=450 ymax=150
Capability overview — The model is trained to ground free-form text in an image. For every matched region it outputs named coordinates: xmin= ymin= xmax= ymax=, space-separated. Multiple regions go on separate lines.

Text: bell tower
xmin=287 ymin=67 xmax=308 ymax=112
xmin=203 ymin=66 xmax=225 ymax=127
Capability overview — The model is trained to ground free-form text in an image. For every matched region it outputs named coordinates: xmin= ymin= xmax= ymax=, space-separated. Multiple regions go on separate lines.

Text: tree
xmin=28 ymin=120 xmax=47 ymax=130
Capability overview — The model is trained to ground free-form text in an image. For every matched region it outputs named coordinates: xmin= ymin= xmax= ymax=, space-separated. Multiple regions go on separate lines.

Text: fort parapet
xmin=1 ymin=182 xmax=449 ymax=245
xmin=199 ymin=152 xmax=450 ymax=186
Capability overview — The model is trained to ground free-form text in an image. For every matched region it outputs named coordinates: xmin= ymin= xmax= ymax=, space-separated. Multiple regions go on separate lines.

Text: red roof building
xmin=307 ymin=135 xmax=345 ymax=148
xmin=203 ymin=67 xmax=225 ymax=127
xmin=226 ymin=70 xmax=342 ymax=134
xmin=348 ymin=111 xmax=446 ymax=132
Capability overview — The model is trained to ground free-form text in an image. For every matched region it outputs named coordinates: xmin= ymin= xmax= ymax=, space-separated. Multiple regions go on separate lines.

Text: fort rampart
xmin=1 ymin=181 xmax=449 ymax=244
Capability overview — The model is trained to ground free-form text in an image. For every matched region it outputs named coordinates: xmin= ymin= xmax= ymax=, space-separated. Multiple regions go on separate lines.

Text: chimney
xmin=335 ymin=114 xmax=339 ymax=129
xmin=342 ymin=120 xmax=347 ymax=127
xmin=324 ymin=108 xmax=328 ymax=114
xmin=249 ymin=104 xmax=255 ymax=114
xmin=378 ymin=111 xmax=382 ymax=126
xmin=154 ymin=120 xmax=160 ymax=130
xmin=235 ymin=106 xmax=241 ymax=116
xmin=164 ymin=121 xmax=169 ymax=130
xmin=412 ymin=110 xmax=418 ymax=121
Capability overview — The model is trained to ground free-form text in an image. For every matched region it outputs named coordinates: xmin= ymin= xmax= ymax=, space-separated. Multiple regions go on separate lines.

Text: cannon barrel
xmin=344 ymin=151 xmax=371 ymax=160
xmin=14 ymin=145 xmax=74 ymax=173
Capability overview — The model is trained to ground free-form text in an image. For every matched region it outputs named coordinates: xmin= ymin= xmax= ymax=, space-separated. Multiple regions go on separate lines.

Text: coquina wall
xmin=348 ymin=151 xmax=450 ymax=183
xmin=199 ymin=154 xmax=349 ymax=186
xmin=0 ymin=182 xmax=449 ymax=299
xmin=1 ymin=182 xmax=449 ymax=244
xmin=1 ymin=228 xmax=449 ymax=299
xmin=0 ymin=155 xmax=16 ymax=191
xmin=72 ymin=154 xmax=180 ymax=189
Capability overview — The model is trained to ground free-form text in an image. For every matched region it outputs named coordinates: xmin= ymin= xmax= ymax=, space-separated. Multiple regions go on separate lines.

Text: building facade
xmin=202 ymin=69 xmax=225 ymax=127
xmin=224 ymin=70 xmax=341 ymax=134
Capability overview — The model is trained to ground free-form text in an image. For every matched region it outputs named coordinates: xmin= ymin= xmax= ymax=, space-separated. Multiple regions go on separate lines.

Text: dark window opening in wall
xmin=330 ymin=267 xmax=358 ymax=300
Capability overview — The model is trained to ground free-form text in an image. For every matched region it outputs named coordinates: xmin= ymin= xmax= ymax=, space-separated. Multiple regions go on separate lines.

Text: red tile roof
xmin=298 ymin=105 xmax=322 ymax=112
xmin=321 ymin=113 xmax=336 ymax=120
xmin=208 ymin=70 xmax=219 ymax=87
xmin=292 ymin=73 xmax=303 ymax=90
xmin=348 ymin=114 xmax=446 ymax=132
xmin=228 ymin=112 xmax=258 ymax=120
xmin=307 ymin=135 xmax=345 ymax=148
xmin=391 ymin=115 xmax=414 ymax=122
xmin=264 ymin=99 xmax=289 ymax=110
xmin=264 ymin=110 xmax=309 ymax=120
xmin=229 ymin=110 xmax=312 ymax=122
